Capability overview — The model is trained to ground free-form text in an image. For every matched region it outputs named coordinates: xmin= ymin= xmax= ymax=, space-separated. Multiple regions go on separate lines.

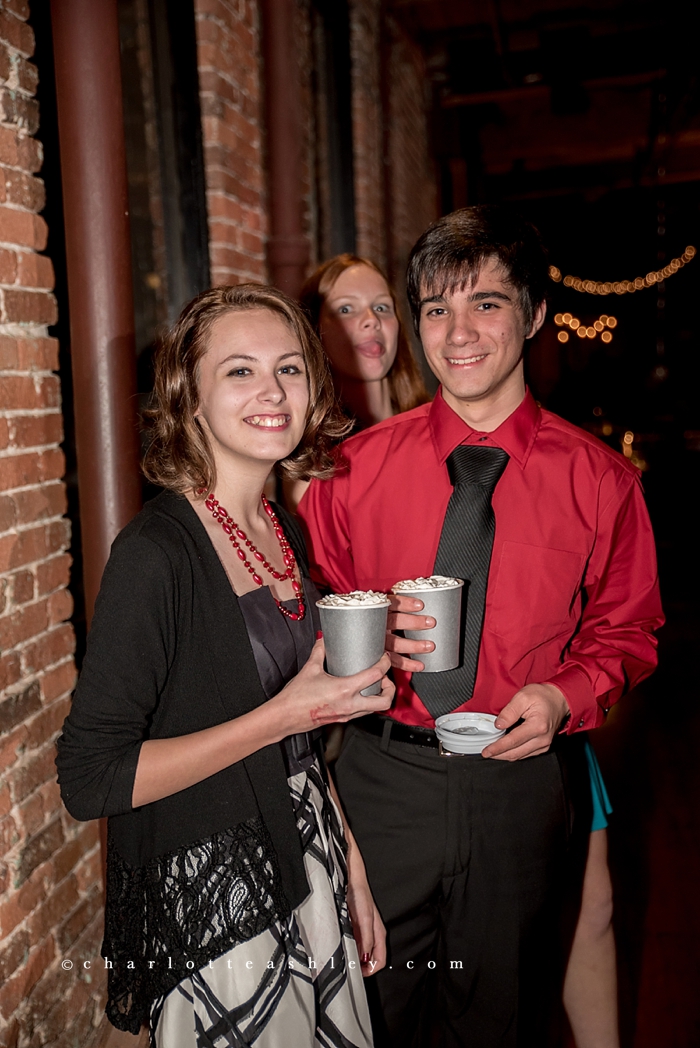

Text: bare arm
xmin=133 ymin=638 xmax=394 ymax=807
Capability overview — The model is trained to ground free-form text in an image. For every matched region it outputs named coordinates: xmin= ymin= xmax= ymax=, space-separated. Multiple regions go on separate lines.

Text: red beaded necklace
xmin=202 ymin=491 xmax=306 ymax=620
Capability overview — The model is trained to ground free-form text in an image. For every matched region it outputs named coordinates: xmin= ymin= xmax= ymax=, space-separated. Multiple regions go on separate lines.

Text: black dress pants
xmin=334 ymin=722 xmax=590 ymax=1048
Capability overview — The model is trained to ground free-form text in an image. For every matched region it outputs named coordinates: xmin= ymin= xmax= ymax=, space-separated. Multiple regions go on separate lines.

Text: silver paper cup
xmin=316 ymin=601 xmax=390 ymax=696
xmin=394 ymin=580 xmax=464 ymax=672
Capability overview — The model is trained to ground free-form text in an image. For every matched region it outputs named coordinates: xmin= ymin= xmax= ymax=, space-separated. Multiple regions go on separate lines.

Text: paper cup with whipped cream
xmin=392 ymin=575 xmax=464 ymax=673
xmin=316 ymin=591 xmax=391 ymax=696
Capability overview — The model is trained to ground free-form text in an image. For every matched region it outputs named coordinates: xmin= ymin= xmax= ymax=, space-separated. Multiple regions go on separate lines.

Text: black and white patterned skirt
xmin=151 ymin=763 xmax=374 ymax=1047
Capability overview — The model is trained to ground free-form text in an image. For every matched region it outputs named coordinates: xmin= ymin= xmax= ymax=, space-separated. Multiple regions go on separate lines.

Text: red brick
xmin=0 ymin=813 xmax=19 ymax=859
xmin=47 ymin=587 xmax=72 ymax=625
xmin=0 ymin=42 xmax=10 ymax=83
xmin=8 ymin=413 xmax=63 ymax=449
xmin=21 ymin=623 xmax=75 ymax=676
xmin=10 ymin=567 xmax=34 ymax=603
xmin=16 ymin=133 xmax=42 ymax=173
xmin=0 ymin=650 xmax=22 ymax=691
xmin=27 ymin=874 xmax=79 ymax=947
xmin=17 ymin=789 xmax=46 ymax=838
xmin=0 ymin=598 xmax=49 ymax=649
xmin=0 ymin=783 xmax=10 ymax=818
xmin=35 ymin=552 xmax=71 ymax=596
xmin=0 ymin=374 xmax=60 ymax=411
xmin=0 ymin=870 xmax=43 ymax=938
xmin=0 ymin=89 xmax=39 ymax=134
xmin=16 ymin=250 xmax=53 ymax=289
xmin=0 ymin=452 xmax=44 ymax=490
xmin=57 ymin=886 xmax=102 ymax=952
xmin=0 ymin=334 xmax=18 ymax=367
xmin=25 ymin=698 xmax=69 ymax=750
xmin=0 ymin=935 xmax=54 ymax=1022
xmin=0 ymin=417 xmax=9 ymax=452
xmin=0 ymin=126 xmax=19 ymax=167
xmin=15 ymin=336 xmax=59 ymax=370
xmin=2 ymin=287 xmax=57 ymax=325
xmin=0 ymin=680 xmax=41 ymax=734
xmin=0 ymin=531 xmax=19 ymax=571
xmin=0 ymin=207 xmax=46 ymax=250
xmin=4 ymin=0 xmax=31 ymax=20
xmin=0 ymin=576 xmax=6 ymax=613
xmin=73 ymin=842 xmax=101 ymax=895
xmin=4 ymin=164 xmax=46 ymax=214
xmin=0 ymin=245 xmax=17 ymax=283
xmin=39 ymin=659 xmax=76 ymax=702
xmin=12 ymin=482 xmax=67 ymax=526
xmin=15 ymin=814 xmax=64 ymax=886
xmin=0 ymin=525 xmax=47 ymax=572
xmin=10 ymin=739 xmax=56 ymax=803
xmin=0 ymin=11 xmax=34 ymax=57
xmin=16 ymin=55 xmax=37 ymax=94
xmin=0 ymin=928 xmax=29 ymax=985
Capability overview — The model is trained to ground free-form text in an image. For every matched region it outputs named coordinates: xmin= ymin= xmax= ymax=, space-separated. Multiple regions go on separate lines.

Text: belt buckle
xmin=438 ymin=741 xmax=455 ymax=758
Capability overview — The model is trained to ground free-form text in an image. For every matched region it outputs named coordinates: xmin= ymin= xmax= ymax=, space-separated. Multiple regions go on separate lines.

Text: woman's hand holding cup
xmin=269 ymin=636 xmax=394 ymax=736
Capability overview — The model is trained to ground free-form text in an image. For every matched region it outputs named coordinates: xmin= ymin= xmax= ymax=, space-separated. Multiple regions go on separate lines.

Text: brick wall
xmin=0 ymin=2 xmax=106 ymax=1044
xmin=195 ymin=0 xmax=268 ymax=286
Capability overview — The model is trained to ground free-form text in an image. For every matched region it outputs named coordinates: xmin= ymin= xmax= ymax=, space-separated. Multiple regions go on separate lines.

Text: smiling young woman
xmin=56 ymin=284 xmax=392 ymax=1047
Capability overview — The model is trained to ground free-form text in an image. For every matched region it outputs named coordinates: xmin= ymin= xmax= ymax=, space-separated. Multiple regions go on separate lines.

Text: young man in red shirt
xmin=299 ymin=207 xmax=662 ymax=1047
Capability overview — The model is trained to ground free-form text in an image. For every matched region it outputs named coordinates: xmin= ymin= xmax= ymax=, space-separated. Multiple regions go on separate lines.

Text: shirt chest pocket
xmin=487 ymin=541 xmax=586 ymax=644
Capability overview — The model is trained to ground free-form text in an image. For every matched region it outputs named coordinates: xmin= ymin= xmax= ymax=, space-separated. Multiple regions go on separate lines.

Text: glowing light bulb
xmin=554 ymin=313 xmax=564 ymax=325
xmin=570 ymin=318 xmax=580 ymax=330
xmin=562 ymin=313 xmax=572 ymax=324
xmin=557 ymin=330 xmax=569 ymax=343
xmin=594 ymin=320 xmax=604 ymax=332
xmin=586 ymin=327 xmax=596 ymax=338
xmin=606 ymin=317 xmax=617 ymax=328
xmin=601 ymin=331 xmax=613 ymax=343
xmin=623 ymin=431 xmax=634 ymax=444
xmin=577 ymin=326 xmax=587 ymax=338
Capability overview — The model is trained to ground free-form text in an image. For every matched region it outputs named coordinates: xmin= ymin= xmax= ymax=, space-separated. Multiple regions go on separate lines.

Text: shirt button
xmin=478 ymin=436 xmax=488 ymax=442
xmin=578 ymin=719 xmax=585 ymax=728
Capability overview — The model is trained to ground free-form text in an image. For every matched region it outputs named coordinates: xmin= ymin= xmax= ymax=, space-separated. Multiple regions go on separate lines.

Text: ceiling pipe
xmin=50 ymin=0 xmax=142 ymax=627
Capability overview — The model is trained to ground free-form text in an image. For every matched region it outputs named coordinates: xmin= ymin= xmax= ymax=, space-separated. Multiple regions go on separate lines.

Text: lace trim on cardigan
xmin=104 ymin=816 xmax=291 ymax=1034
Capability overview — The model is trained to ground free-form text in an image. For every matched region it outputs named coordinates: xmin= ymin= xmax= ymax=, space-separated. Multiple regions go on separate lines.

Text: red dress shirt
xmin=299 ymin=388 xmax=663 ymax=732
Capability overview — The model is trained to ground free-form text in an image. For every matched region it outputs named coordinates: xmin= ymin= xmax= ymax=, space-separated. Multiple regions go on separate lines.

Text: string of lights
xmin=554 ymin=313 xmax=617 ymax=343
xmin=548 ymin=245 xmax=696 ymax=294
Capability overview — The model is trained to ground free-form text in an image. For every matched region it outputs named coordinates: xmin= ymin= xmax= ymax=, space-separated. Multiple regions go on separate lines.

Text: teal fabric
xmin=585 ymin=736 xmax=613 ymax=831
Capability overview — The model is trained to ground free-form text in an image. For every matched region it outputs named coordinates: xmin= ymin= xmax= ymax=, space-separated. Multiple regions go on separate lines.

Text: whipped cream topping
xmin=317 ymin=590 xmax=390 ymax=608
xmin=392 ymin=575 xmax=462 ymax=592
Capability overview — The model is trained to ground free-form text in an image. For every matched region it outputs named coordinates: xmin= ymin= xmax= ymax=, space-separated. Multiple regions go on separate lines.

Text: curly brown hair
xmin=300 ymin=254 xmax=430 ymax=415
xmin=142 ymin=283 xmax=351 ymax=492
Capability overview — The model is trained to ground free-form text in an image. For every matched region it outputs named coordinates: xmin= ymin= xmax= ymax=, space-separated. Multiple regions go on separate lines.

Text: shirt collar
xmin=429 ymin=386 xmax=541 ymax=469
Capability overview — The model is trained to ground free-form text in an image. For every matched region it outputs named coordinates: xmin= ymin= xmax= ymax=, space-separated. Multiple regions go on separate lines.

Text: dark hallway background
xmin=396 ymin=1 xmax=700 ymax=1044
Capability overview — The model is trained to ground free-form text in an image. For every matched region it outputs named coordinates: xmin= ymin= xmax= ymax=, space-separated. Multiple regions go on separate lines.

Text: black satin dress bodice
xmin=238 ymin=578 xmax=324 ymax=775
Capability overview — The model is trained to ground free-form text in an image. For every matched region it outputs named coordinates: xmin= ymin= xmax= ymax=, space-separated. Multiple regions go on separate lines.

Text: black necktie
xmin=412 ymin=445 xmax=509 ymax=719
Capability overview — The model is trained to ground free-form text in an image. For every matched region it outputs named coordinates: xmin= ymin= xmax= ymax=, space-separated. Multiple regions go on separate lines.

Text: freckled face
xmin=319 ymin=265 xmax=400 ymax=383
xmin=194 ymin=309 xmax=309 ymax=470
xmin=418 ymin=257 xmax=544 ymax=411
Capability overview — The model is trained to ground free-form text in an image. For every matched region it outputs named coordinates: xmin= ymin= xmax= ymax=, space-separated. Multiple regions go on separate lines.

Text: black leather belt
xmin=354 ymin=713 xmax=439 ymax=749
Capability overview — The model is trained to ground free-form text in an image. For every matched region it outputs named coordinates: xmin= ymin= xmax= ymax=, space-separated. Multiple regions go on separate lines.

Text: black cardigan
xmin=56 ymin=491 xmax=312 ymax=1028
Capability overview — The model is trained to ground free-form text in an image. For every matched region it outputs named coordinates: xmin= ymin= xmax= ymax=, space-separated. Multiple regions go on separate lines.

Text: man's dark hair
xmin=406 ymin=205 xmax=549 ymax=334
